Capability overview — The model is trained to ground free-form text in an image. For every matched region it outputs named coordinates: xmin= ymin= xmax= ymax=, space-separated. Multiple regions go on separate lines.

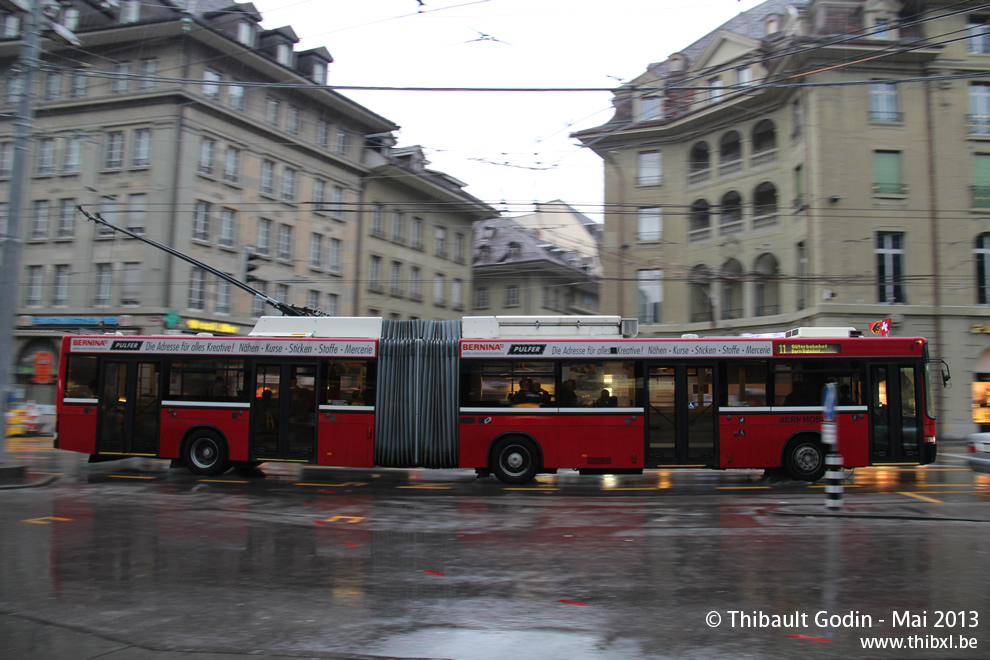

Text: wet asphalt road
xmin=1 ymin=435 xmax=989 ymax=659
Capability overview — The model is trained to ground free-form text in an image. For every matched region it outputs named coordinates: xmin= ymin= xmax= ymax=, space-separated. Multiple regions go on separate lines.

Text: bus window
xmin=168 ymin=359 xmax=248 ymax=402
xmin=461 ymin=361 xmax=555 ymax=407
xmin=774 ymin=359 xmax=864 ymax=407
xmin=559 ymin=361 xmax=639 ymax=407
xmin=64 ymin=355 xmax=98 ymax=399
xmin=720 ymin=361 xmax=767 ymax=407
xmin=321 ymin=360 xmax=375 ymax=406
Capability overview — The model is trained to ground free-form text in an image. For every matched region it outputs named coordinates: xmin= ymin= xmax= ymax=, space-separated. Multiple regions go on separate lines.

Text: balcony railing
xmin=751 ymin=148 xmax=777 ymax=167
xmin=688 ymin=227 xmax=711 ymax=243
xmin=721 ymin=307 xmax=743 ymax=320
xmin=719 ymin=157 xmax=743 ymax=177
xmin=968 ymin=114 xmax=990 ymax=135
xmin=690 ymin=311 xmax=714 ymax=323
xmin=869 ymin=111 xmax=903 ymax=122
xmin=755 ymin=304 xmax=779 ymax=317
xmin=688 ymin=167 xmax=711 ymax=185
xmin=873 ymin=182 xmax=909 ymax=195
xmin=752 ymin=212 xmax=778 ymax=231
xmin=973 ymin=185 xmax=990 ymax=209
xmin=719 ymin=218 xmax=744 ymax=236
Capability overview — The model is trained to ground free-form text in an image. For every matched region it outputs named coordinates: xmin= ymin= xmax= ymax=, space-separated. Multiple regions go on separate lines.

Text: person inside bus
xmin=257 ymin=389 xmax=276 ymax=430
xmin=593 ymin=389 xmax=611 ymax=407
xmin=558 ymin=379 xmax=578 ymax=406
xmin=209 ymin=376 xmax=227 ymax=398
xmin=783 ymin=381 xmax=810 ymax=406
xmin=838 ymin=384 xmax=855 ymax=406
xmin=514 ymin=378 xmax=550 ymax=405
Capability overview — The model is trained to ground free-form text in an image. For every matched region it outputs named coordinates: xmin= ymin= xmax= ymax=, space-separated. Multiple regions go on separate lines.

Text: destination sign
xmin=776 ymin=343 xmax=841 ymax=355
xmin=69 ymin=337 xmax=377 ymax=358
xmin=461 ymin=340 xmax=773 ymax=359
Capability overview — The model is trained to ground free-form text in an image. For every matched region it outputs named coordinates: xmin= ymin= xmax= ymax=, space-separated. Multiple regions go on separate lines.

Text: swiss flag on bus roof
xmin=869 ymin=318 xmax=891 ymax=337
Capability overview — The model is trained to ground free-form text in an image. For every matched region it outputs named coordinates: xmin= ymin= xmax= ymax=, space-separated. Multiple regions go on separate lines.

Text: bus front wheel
xmin=785 ymin=437 xmax=826 ymax=482
xmin=184 ymin=431 xmax=229 ymax=476
xmin=491 ymin=437 xmax=540 ymax=485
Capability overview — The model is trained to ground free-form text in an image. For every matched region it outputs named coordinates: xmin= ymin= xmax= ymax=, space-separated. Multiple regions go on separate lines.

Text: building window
xmin=257 ymin=218 xmax=271 ymax=255
xmin=217 ymin=280 xmax=231 ymax=314
xmin=126 ymin=193 xmax=146 ymax=234
xmin=328 ymin=238 xmax=341 ymax=273
xmin=104 ymin=131 xmax=124 ymax=169
xmin=371 ymin=204 xmax=384 ymax=237
xmin=52 ymin=265 xmax=69 ymax=306
xmin=260 ymin=159 xmax=275 ymax=195
xmin=331 ymin=185 xmax=343 ymax=216
xmin=737 ymin=66 xmax=752 ymax=86
xmin=969 ymin=16 xmax=990 ymax=54
xmin=224 ymin=146 xmax=240 ymax=183
xmin=637 ymin=150 xmax=661 ymax=185
xmin=282 ymin=168 xmax=297 ymax=201
xmin=193 ymin=202 xmax=210 ymax=242
xmin=228 ymin=84 xmax=245 ymax=110
xmin=873 ymin=150 xmax=905 ymax=195
xmin=266 ymin=97 xmax=280 ymax=126
xmin=198 ymin=138 xmax=215 ymax=175
xmin=312 ymin=179 xmax=326 ymax=210
xmin=0 ymin=142 xmax=10 ymax=177
xmin=638 ymin=270 xmax=663 ymax=323
xmin=278 ymin=224 xmax=293 ymax=260
xmin=708 ymin=76 xmax=723 ymax=103
xmin=390 ymin=261 xmax=402 ymax=295
xmin=434 ymin=273 xmax=446 ymax=305
xmin=276 ymin=283 xmax=288 ymax=304
xmin=121 ymin=262 xmax=141 ymax=305
xmin=317 ymin=121 xmax=329 ymax=147
xmin=975 ymin=153 xmax=990 ymax=208
xmin=203 ymin=70 xmax=221 ymax=99
xmin=251 ymin=281 xmax=267 ymax=317
xmin=410 ymin=266 xmax=421 ymax=299
xmin=188 ymin=268 xmax=206 ymax=310
xmin=98 ymin=196 xmax=117 ymax=235
xmin=336 ymin=130 xmax=348 ymax=155
xmin=792 ymin=99 xmax=803 ymax=138
xmin=970 ymin=83 xmax=990 ymax=134
xmin=412 ymin=217 xmax=424 ymax=249
xmin=0 ymin=203 xmax=7 ymax=236
xmin=869 ymin=82 xmax=900 ymax=122
xmin=2 ymin=13 xmax=19 ymax=38
xmin=44 ymin=71 xmax=61 ymax=101
xmin=797 ymin=241 xmax=807 ymax=310
xmin=70 ymin=70 xmax=86 ymax=98
xmin=31 ymin=200 xmax=49 ymax=239
xmin=452 ymin=279 xmax=463 ymax=309
xmin=876 ymin=232 xmax=905 ymax=303
xmin=25 ymin=266 xmax=42 ymax=306
xmin=640 ymin=96 xmax=660 ymax=121
xmin=434 ymin=225 xmax=447 ymax=258
xmin=57 ymin=199 xmax=75 ymax=238
xmin=36 ymin=138 xmax=55 ymax=174
xmin=219 ymin=208 xmax=236 ymax=247
xmin=391 ymin=211 xmax=404 ymax=242
xmin=637 ymin=207 xmax=662 ymax=241
xmin=310 ymin=233 xmax=323 ymax=268
xmin=276 ymin=43 xmax=293 ymax=66
xmin=138 ymin=58 xmax=157 ymax=90
xmin=369 ymin=255 xmax=382 ymax=291
xmin=977 ymin=234 xmax=990 ymax=304
xmin=312 ymin=61 xmax=327 ymax=85
xmin=475 ymin=286 xmax=489 ymax=309
xmin=506 ymin=284 xmax=519 ymax=307
xmin=454 ymin=232 xmax=465 ymax=263
xmin=111 ymin=62 xmax=129 ymax=94
xmin=132 ymin=129 xmax=151 ymax=167
xmin=287 ymin=106 xmax=301 ymax=134
xmin=94 ymin=263 xmax=112 ymax=306
xmin=237 ymin=20 xmax=255 ymax=47
xmin=307 ymin=289 xmax=320 ymax=310
xmin=326 ymin=293 xmax=338 ymax=316
xmin=120 ymin=0 xmax=140 ymax=23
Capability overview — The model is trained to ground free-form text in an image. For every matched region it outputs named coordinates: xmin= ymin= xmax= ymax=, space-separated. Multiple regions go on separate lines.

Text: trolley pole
xmin=0 ymin=0 xmax=42 ymax=465
xmin=822 ymin=383 xmax=843 ymax=509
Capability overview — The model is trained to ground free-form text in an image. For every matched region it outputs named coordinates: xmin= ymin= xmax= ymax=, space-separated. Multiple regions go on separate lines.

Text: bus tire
xmin=491 ymin=436 xmax=540 ymax=485
xmin=785 ymin=436 xmax=826 ymax=482
xmin=183 ymin=430 xmax=229 ymax=476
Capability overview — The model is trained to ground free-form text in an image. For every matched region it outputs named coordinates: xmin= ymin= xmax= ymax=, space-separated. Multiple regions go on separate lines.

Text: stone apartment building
xmin=0 ymin=0 xmax=494 ymax=403
xmin=573 ymin=0 xmax=990 ymax=438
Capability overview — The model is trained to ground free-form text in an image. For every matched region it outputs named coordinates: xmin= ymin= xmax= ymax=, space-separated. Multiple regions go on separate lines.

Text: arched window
xmin=720 ymin=259 xmax=743 ymax=320
xmin=690 ymin=265 xmax=712 ymax=323
xmin=719 ymin=131 xmax=742 ymax=176
xmin=719 ymin=191 xmax=743 ymax=235
xmin=977 ymin=233 xmax=990 ymax=304
xmin=752 ymin=182 xmax=778 ymax=230
xmin=689 ymin=142 xmax=711 ymax=184
xmin=752 ymin=119 xmax=777 ymax=165
xmin=689 ymin=199 xmax=711 ymax=243
xmin=754 ymin=253 xmax=779 ymax=317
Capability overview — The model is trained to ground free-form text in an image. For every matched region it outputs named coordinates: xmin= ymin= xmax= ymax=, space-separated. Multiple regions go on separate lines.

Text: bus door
xmin=96 ymin=360 xmax=161 ymax=456
xmin=251 ymin=362 xmax=317 ymax=462
xmin=869 ymin=363 xmax=923 ymax=463
xmin=645 ymin=364 xmax=716 ymax=467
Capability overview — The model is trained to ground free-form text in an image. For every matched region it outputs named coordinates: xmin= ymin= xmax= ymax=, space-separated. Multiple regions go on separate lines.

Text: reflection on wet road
xmin=2 ymin=435 xmax=989 ymax=659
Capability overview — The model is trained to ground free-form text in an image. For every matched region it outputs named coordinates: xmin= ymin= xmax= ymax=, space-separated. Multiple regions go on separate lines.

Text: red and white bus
xmin=55 ymin=315 xmax=942 ymax=484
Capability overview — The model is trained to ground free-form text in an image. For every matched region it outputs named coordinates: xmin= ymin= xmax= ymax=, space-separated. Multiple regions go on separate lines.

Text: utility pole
xmin=0 ymin=0 xmax=77 ymax=465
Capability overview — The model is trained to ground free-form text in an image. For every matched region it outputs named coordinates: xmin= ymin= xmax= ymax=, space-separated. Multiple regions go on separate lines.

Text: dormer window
xmin=312 ymin=61 xmax=327 ymax=85
xmin=120 ymin=0 xmax=140 ymax=24
xmin=237 ymin=20 xmax=255 ymax=47
xmin=2 ymin=13 xmax=20 ymax=38
xmin=62 ymin=8 xmax=79 ymax=31
xmin=640 ymin=96 xmax=661 ymax=121
xmin=765 ymin=15 xmax=780 ymax=35
xmin=668 ymin=53 xmax=686 ymax=73
xmin=276 ymin=43 xmax=292 ymax=66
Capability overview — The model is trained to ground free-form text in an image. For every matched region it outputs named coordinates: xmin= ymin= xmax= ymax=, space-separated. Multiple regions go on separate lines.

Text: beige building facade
xmin=575 ymin=0 xmax=990 ymax=439
xmin=0 ymin=0 xmax=493 ymax=405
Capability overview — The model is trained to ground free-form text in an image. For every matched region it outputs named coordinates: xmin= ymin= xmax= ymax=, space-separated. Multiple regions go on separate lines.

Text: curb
xmin=0 ymin=474 xmax=59 ymax=490
xmin=769 ymin=507 xmax=990 ymax=524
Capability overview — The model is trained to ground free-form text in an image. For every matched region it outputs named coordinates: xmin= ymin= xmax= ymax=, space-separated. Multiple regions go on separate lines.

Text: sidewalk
xmin=771 ymin=501 xmax=990 ymax=523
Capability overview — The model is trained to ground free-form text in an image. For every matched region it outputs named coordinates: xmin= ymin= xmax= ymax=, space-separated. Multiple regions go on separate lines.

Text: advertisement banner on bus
xmin=68 ymin=337 xmax=377 ymax=358
xmin=460 ymin=340 xmax=773 ymax=359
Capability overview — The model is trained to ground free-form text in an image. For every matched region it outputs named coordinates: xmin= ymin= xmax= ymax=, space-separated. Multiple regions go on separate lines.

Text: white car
xmin=967 ymin=432 xmax=990 ymax=475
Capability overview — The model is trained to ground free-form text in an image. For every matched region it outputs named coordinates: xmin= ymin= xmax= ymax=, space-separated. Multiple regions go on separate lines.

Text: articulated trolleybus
xmin=55 ymin=315 xmax=940 ymax=484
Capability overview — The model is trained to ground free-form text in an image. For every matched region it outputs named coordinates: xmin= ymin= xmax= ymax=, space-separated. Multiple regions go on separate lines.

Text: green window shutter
xmin=874 ymin=151 xmax=901 ymax=193
xmin=974 ymin=154 xmax=990 ymax=208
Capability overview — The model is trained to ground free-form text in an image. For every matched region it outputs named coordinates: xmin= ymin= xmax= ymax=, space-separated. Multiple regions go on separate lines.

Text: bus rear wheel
xmin=184 ymin=430 xmax=229 ymax=476
xmin=491 ymin=437 xmax=540 ymax=485
xmin=785 ymin=437 xmax=826 ymax=482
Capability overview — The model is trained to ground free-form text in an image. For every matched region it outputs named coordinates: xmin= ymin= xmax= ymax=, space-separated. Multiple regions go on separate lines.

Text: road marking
xmin=603 ymin=487 xmax=660 ymax=491
xmin=504 ymin=487 xmax=559 ymax=491
xmin=108 ymin=475 xmax=156 ymax=479
xmin=809 ymin=484 xmax=862 ymax=488
xmin=397 ymin=484 xmax=452 ymax=489
xmin=200 ymin=479 xmax=250 ymax=484
xmin=899 ymin=491 xmax=943 ymax=503
xmin=325 ymin=515 xmax=364 ymax=523
xmin=716 ymin=486 xmax=770 ymax=489
xmin=23 ymin=517 xmax=71 ymax=525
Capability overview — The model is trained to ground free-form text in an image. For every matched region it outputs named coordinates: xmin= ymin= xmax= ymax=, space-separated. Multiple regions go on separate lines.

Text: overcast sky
xmin=247 ymin=0 xmax=765 ymax=220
